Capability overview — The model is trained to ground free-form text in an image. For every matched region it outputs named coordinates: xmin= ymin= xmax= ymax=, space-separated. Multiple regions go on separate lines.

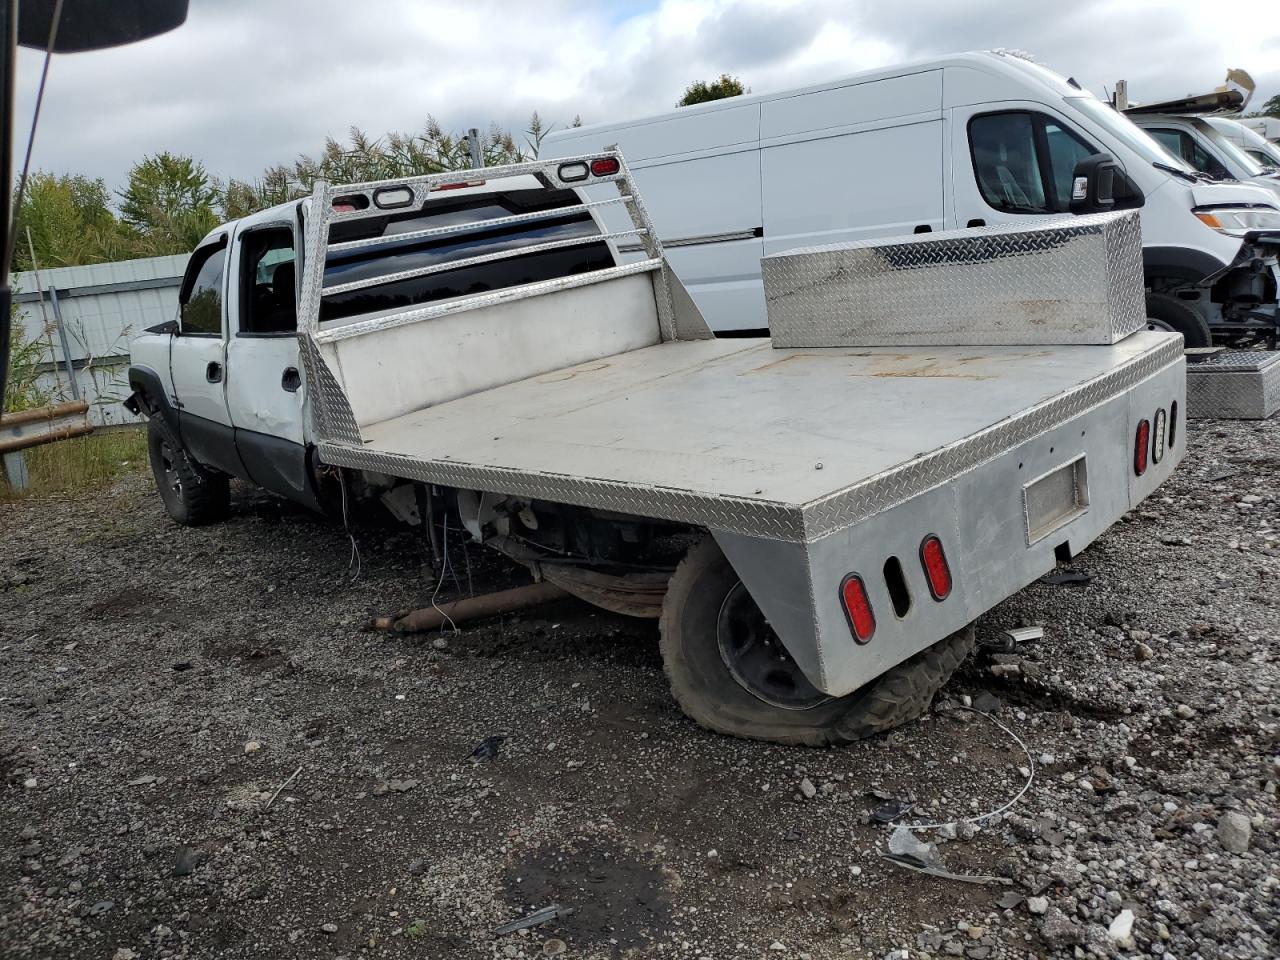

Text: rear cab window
xmin=318 ymin=186 xmax=612 ymax=328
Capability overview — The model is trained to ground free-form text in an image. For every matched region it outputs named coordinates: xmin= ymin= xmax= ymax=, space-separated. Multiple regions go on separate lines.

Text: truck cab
xmin=126 ymin=176 xmax=614 ymax=517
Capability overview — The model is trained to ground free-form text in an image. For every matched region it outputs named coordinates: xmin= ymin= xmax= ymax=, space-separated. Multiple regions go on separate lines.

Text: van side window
xmin=969 ymin=112 xmax=1104 ymax=215
xmin=179 ymin=239 xmax=227 ymax=336
xmin=969 ymin=113 xmax=1048 ymax=213
xmin=1043 ymin=122 xmax=1096 ymax=210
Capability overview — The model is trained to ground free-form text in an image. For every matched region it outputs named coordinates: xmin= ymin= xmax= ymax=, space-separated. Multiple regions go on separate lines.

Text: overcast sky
xmin=13 ymin=0 xmax=1280 ymax=193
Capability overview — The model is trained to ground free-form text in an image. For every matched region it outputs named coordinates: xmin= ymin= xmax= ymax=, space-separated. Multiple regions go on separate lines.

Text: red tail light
xmin=840 ymin=574 xmax=876 ymax=644
xmin=1134 ymin=419 xmax=1150 ymax=476
xmin=920 ymin=535 xmax=952 ymax=601
xmin=590 ymin=157 xmax=620 ymax=177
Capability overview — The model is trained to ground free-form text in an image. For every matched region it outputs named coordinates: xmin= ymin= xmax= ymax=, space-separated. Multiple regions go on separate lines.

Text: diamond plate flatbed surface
xmin=320 ymin=331 xmax=1180 ymax=541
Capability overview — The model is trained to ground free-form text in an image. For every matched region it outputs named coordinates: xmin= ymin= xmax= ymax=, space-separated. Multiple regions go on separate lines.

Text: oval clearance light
xmin=373 ymin=186 xmax=414 ymax=209
xmin=839 ymin=574 xmax=876 ymax=644
xmin=920 ymin=535 xmax=953 ymax=601
xmin=590 ymin=156 xmax=621 ymax=177
xmin=1134 ymin=419 xmax=1150 ymax=476
xmin=1151 ymin=407 xmax=1167 ymax=465
xmin=558 ymin=161 xmax=589 ymax=182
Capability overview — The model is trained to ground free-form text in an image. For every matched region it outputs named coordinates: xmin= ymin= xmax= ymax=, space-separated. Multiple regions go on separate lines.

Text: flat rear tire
xmin=658 ymin=537 xmax=975 ymax=746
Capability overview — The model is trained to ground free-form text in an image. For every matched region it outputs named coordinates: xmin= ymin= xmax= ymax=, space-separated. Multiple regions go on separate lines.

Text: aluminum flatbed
xmin=323 ymin=332 xmax=1179 ymax=543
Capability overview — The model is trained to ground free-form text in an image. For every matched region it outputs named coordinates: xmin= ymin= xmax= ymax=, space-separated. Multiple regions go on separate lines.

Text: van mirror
xmin=1069 ymin=153 xmax=1119 ymax=214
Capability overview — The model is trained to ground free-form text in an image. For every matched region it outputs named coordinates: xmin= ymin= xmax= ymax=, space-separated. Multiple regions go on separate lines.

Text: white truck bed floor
xmin=323 ymin=331 xmax=1179 ymax=541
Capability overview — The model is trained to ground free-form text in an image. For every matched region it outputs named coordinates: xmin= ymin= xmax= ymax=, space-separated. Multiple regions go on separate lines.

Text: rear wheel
xmin=147 ymin=418 xmax=229 ymax=526
xmin=658 ymin=537 xmax=975 ymax=746
xmin=1145 ymin=292 xmax=1212 ymax=347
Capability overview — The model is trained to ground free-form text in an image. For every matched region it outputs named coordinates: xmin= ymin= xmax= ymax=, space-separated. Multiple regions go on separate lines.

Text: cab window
xmin=969 ymin=111 xmax=1109 ymax=215
xmin=239 ymin=227 xmax=297 ymax=335
xmin=179 ymin=239 xmax=227 ymax=336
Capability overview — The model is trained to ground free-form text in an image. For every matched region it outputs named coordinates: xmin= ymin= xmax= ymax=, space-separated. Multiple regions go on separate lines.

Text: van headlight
xmin=1193 ymin=206 xmax=1280 ymax=236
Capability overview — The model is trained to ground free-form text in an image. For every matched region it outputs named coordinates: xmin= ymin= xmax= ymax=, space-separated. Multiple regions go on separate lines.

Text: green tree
xmin=221 ymin=114 xmax=541 ymax=218
xmin=118 ymin=152 xmax=222 ymax=254
xmin=678 ymin=74 xmax=747 ymax=107
xmin=1255 ymin=93 xmax=1280 ymax=118
xmin=11 ymin=172 xmax=130 ymax=271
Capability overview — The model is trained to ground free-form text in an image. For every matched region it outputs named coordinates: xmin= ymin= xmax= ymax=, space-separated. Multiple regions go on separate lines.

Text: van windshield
xmin=1189 ymin=118 xmax=1265 ymax=177
xmin=1067 ymin=97 xmax=1192 ymax=172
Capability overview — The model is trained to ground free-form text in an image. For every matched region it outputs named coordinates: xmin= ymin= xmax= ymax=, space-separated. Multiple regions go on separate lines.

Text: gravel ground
xmin=1 ymin=417 xmax=1276 ymax=960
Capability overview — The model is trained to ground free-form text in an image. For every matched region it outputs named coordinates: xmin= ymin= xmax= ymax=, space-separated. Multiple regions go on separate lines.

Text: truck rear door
xmin=224 ymin=217 xmax=314 ymax=507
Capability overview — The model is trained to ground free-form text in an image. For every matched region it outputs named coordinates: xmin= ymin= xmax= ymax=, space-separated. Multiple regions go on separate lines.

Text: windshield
xmin=1208 ymin=117 xmax=1280 ymax=170
xmin=1067 ymin=96 xmax=1193 ymax=171
xmin=1190 ymin=118 xmax=1265 ymax=177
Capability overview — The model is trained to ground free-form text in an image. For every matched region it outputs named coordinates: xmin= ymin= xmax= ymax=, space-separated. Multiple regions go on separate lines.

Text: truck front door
xmin=171 ymin=235 xmax=244 ymax=478
xmin=224 ymin=220 xmax=317 ymax=509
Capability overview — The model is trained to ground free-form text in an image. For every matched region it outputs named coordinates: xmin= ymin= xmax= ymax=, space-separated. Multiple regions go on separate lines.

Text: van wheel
xmin=147 ymin=418 xmax=229 ymax=526
xmin=658 ymin=537 xmax=975 ymax=746
xmin=1145 ymin=293 xmax=1211 ymax=347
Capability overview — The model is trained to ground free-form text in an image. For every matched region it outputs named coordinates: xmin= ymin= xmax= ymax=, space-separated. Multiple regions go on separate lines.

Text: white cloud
xmin=11 ymin=0 xmax=1279 ymax=192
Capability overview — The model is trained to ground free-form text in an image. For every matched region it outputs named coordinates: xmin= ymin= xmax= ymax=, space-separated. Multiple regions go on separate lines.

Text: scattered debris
xmin=1042 ymin=569 xmax=1091 ymax=586
xmin=879 ymin=852 xmax=1013 ymax=886
xmin=902 ymin=707 xmax=1035 ymax=832
xmin=171 ymin=660 xmax=192 ymax=671
xmin=469 ymin=735 xmax=505 ymax=762
xmin=542 ymin=939 xmax=567 ymax=957
xmin=871 ymin=799 xmax=914 ymax=823
xmin=267 ymin=765 xmax=303 ymax=808
xmin=798 ymin=777 xmax=816 ymax=800
xmin=1027 ymin=896 xmax=1049 ymax=915
xmin=493 ymin=904 xmax=570 ymax=937
xmin=887 ymin=825 xmax=938 ymax=865
xmin=244 ymin=740 xmax=263 ymax=755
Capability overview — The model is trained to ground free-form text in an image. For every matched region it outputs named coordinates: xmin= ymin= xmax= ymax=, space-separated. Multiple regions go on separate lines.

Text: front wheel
xmin=658 ymin=537 xmax=975 ymax=746
xmin=1145 ymin=292 xmax=1212 ymax=347
xmin=147 ymin=418 xmax=229 ymax=526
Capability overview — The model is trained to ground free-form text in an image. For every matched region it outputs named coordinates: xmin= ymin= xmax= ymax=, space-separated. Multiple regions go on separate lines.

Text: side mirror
xmin=1069 ymin=153 xmax=1119 ymax=214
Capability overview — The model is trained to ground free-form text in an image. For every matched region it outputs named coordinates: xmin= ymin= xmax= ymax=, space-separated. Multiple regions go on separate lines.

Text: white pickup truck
xmin=125 ymin=153 xmax=1185 ymax=746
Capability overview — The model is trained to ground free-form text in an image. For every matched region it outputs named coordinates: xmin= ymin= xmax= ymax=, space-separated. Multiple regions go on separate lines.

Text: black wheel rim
xmin=158 ymin=439 xmax=182 ymax=497
xmin=716 ymin=582 xmax=831 ymax=710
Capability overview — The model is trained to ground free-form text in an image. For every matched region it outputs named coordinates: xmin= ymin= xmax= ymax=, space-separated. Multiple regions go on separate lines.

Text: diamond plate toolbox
xmin=762 ymin=210 xmax=1146 ymax=347
xmin=1186 ymin=351 xmax=1280 ymax=420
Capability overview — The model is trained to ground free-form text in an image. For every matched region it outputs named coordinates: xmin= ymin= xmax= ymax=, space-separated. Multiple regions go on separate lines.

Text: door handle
xmin=282 ymin=367 xmax=301 ymax=393
xmin=966 ymin=218 xmax=986 ymax=228
xmin=206 ymin=361 xmax=223 ymax=383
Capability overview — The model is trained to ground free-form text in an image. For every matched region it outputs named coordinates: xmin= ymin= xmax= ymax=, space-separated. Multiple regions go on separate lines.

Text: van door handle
xmin=282 ymin=367 xmax=301 ymax=393
xmin=206 ymin=361 xmax=223 ymax=383
xmin=966 ymin=218 xmax=986 ymax=228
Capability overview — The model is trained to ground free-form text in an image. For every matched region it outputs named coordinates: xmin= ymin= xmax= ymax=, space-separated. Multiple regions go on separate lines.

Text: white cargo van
xmin=544 ymin=50 xmax=1280 ymax=346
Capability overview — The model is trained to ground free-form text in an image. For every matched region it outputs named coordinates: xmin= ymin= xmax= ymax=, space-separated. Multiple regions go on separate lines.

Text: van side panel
xmin=761 ymin=72 xmax=945 ymax=252
xmin=556 ymin=102 xmax=767 ymax=330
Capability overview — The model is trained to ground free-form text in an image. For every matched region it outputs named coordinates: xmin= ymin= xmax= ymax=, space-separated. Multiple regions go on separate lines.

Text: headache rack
xmin=296 ymin=151 xmax=686 ymax=345
xmin=295 ymin=151 xmax=712 ymax=449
